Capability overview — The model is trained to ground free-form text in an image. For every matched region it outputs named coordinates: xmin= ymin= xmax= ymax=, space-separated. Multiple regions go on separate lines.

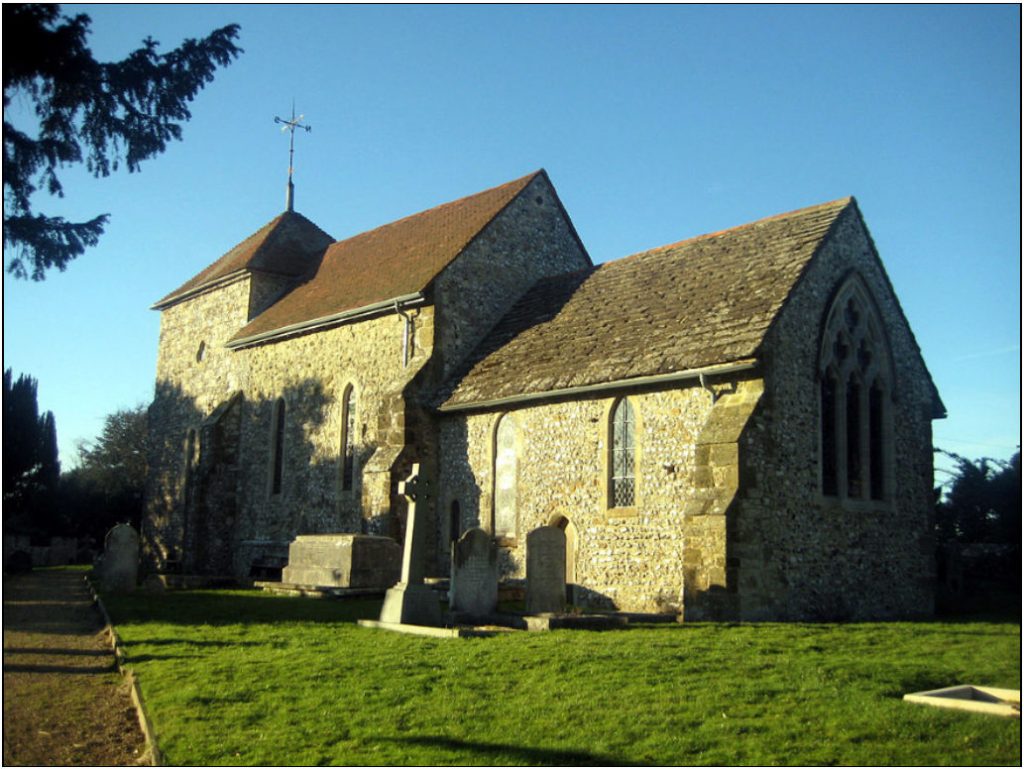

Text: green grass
xmin=102 ymin=589 xmax=1021 ymax=766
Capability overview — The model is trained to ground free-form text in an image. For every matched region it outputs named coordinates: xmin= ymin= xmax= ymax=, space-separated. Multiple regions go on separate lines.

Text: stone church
xmin=143 ymin=169 xmax=944 ymax=620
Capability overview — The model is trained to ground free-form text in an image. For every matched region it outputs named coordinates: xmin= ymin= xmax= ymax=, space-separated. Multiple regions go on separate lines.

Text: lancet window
xmin=270 ymin=398 xmax=286 ymax=495
xmin=610 ymin=397 xmax=637 ymax=508
xmin=340 ymin=386 xmax=357 ymax=491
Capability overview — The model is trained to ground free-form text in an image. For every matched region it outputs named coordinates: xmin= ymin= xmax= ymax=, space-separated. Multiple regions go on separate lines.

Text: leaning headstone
xmin=449 ymin=528 xmax=498 ymax=619
xmin=378 ymin=464 xmax=442 ymax=626
xmin=526 ymin=526 xmax=566 ymax=614
xmin=282 ymin=534 xmax=401 ymax=588
xmin=100 ymin=524 xmax=139 ymax=593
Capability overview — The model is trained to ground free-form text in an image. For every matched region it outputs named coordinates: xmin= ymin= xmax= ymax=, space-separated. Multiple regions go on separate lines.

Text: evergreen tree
xmin=2 ymin=368 xmax=61 ymax=535
xmin=3 ymin=4 xmax=242 ymax=279
xmin=936 ymin=449 xmax=1021 ymax=545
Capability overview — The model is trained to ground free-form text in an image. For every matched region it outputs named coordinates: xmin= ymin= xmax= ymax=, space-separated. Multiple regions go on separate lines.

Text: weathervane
xmin=274 ymin=103 xmax=311 ymax=212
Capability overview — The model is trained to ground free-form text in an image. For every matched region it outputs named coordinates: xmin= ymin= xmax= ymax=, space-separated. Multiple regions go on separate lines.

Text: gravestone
xmin=281 ymin=534 xmax=401 ymax=588
xmin=449 ymin=528 xmax=498 ymax=619
xmin=99 ymin=524 xmax=139 ymax=592
xmin=378 ymin=464 xmax=443 ymax=626
xmin=526 ymin=526 xmax=566 ymax=614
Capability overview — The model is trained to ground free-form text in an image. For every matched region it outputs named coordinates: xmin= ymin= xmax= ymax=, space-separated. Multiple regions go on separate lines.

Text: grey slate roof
xmin=438 ymin=197 xmax=854 ymax=410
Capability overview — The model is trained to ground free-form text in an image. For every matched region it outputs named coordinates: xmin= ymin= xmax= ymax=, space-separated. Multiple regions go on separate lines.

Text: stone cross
xmin=376 ymin=462 xmax=442 ymax=626
xmin=398 ymin=463 xmax=429 ymax=585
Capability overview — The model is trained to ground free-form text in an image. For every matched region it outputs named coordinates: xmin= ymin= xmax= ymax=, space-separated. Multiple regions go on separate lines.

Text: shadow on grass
xmin=2 ymin=663 xmax=116 ymax=675
xmin=3 ymin=647 xmax=111 ymax=657
xmin=102 ymin=590 xmax=382 ymax=628
xmin=380 ymin=735 xmax=646 ymax=766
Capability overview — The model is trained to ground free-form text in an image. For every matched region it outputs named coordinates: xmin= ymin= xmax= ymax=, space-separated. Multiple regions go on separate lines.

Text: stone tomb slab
xmin=281 ymin=534 xmax=401 ymax=588
xmin=904 ymin=685 xmax=1020 ymax=718
xmin=525 ymin=526 xmax=566 ymax=614
xmin=449 ymin=528 xmax=498 ymax=620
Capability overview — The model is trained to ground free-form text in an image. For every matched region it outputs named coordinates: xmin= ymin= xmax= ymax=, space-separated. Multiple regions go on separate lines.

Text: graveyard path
xmin=2 ymin=569 xmax=147 ymax=766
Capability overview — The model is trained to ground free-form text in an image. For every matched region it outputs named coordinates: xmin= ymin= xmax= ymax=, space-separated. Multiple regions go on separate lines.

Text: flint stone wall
xmin=145 ymin=297 xmax=434 ymax=578
xmin=437 ymin=384 xmax=732 ymax=613
xmin=729 ymin=206 xmax=937 ymax=621
xmin=436 ymin=210 xmax=938 ymax=620
xmin=144 ymin=183 xmax=589 ymax=583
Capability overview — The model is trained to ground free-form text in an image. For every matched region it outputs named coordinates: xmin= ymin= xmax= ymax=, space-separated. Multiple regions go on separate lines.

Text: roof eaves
xmin=151 ymin=269 xmax=250 ymax=310
xmin=438 ymin=358 xmax=759 ymax=413
xmin=226 ymin=291 xmax=427 ymax=350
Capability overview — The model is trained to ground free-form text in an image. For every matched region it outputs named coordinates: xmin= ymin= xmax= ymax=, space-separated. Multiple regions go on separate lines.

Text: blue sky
xmin=3 ymin=4 xmax=1020 ymax=485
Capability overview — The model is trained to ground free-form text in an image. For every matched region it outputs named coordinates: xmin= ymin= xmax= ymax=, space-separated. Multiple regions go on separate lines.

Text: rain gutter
xmin=437 ymin=358 xmax=759 ymax=413
xmin=227 ymin=292 xmax=426 ymax=349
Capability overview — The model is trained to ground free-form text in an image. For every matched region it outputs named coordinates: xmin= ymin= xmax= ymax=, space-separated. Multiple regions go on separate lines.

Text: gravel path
xmin=2 ymin=569 xmax=148 ymax=766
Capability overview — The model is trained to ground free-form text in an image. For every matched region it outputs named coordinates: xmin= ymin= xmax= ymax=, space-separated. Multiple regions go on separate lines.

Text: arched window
xmin=270 ymin=398 xmax=286 ymax=495
xmin=819 ymin=276 xmax=892 ymax=501
xmin=449 ymin=500 xmax=461 ymax=547
xmin=493 ymin=414 xmax=518 ymax=539
xmin=340 ymin=386 xmax=357 ymax=491
xmin=610 ymin=397 xmax=636 ymax=508
xmin=183 ymin=428 xmax=199 ymax=499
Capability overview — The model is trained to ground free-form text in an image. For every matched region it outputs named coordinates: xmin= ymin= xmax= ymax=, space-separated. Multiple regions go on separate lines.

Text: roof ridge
xmin=616 ymin=197 xmax=854 ymax=265
xmin=329 ymin=170 xmax=543 ymax=248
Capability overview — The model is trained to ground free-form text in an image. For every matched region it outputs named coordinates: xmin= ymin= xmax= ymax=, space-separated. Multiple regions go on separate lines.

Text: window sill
xmin=819 ymin=494 xmax=892 ymax=512
xmin=604 ymin=506 xmax=640 ymax=520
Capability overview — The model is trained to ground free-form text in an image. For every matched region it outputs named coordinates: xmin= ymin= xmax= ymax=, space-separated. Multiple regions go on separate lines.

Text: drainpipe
xmin=699 ymin=373 xmax=717 ymax=404
xmin=394 ymin=300 xmax=412 ymax=368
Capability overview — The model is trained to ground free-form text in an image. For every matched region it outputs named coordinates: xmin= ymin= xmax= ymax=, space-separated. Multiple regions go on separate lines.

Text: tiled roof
xmin=153 ymin=211 xmax=334 ymax=308
xmin=439 ymin=198 xmax=853 ymax=409
xmin=229 ymin=171 xmax=543 ymax=344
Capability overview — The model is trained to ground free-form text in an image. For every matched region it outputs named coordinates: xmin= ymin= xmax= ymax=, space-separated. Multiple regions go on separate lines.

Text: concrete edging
xmin=85 ymin=577 xmax=162 ymax=766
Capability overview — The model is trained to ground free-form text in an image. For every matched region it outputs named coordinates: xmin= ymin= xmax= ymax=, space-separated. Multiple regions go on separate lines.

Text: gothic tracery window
xmin=819 ymin=276 xmax=891 ymax=502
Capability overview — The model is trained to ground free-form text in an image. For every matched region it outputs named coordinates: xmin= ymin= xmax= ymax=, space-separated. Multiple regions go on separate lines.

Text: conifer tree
xmin=2 ymin=368 xmax=61 ymax=535
xmin=3 ymin=4 xmax=242 ymax=279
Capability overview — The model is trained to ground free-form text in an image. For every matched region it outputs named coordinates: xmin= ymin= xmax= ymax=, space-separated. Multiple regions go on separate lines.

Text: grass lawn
xmin=102 ymin=589 xmax=1021 ymax=766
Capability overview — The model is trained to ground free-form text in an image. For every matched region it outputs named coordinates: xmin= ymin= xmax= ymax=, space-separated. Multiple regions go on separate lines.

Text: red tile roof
xmin=228 ymin=171 xmax=543 ymax=344
xmin=439 ymin=198 xmax=854 ymax=408
xmin=153 ymin=211 xmax=334 ymax=309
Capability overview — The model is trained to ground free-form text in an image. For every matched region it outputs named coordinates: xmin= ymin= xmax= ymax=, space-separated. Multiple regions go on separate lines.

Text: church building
xmin=143 ymin=170 xmax=944 ymax=620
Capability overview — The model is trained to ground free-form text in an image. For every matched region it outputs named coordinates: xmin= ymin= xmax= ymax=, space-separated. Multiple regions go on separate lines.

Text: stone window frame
xmin=604 ymin=395 xmax=641 ymax=515
xmin=490 ymin=412 xmax=519 ymax=546
xmin=817 ymin=273 xmax=894 ymax=506
xmin=339 ymin=383 xmax=358 ymax=494
xmin=269 ymin=397 xmax=286 ymax=497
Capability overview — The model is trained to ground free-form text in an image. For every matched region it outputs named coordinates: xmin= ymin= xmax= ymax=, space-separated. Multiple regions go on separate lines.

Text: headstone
xmin=281 ymin=534 xmax=401 ymax=588
xmin=449 ymin=528 xmax=498 ymax=619
xmin=526 ymin=526 xmax=566 ymax=614
xmin=378 ymin=464 xmax=443 ymax=626
xmin=99 ymin=524 xmax=139 ymax=592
